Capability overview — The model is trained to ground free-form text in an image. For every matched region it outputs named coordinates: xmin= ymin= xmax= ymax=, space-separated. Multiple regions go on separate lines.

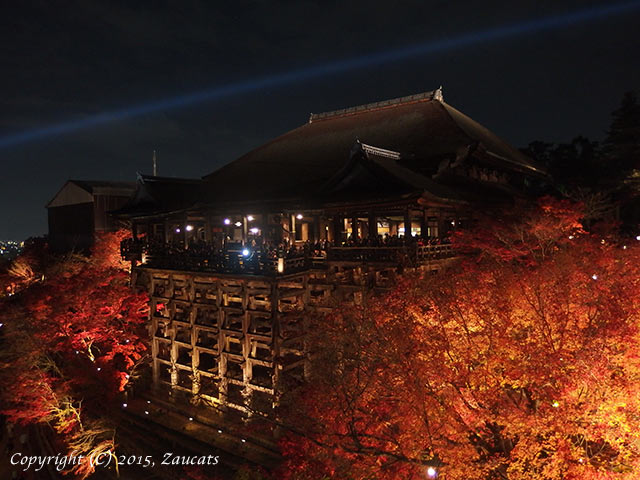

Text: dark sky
xmin=1 ymin=0 xmax=639 ymax=240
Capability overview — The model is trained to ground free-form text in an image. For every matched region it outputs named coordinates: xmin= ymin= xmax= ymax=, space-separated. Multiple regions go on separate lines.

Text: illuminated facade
xmin=117 ymin=88 xmax=547 ymax=418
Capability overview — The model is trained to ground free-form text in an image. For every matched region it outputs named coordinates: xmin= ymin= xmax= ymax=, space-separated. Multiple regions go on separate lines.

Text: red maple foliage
xmin=276 ymin=199 xmax=640 ymax=480
xmin=0 ymin=230 xmax=148 ymax=478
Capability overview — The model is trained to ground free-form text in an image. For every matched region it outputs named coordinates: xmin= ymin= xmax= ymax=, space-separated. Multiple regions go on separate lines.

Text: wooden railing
xmin=328 ymin=244 xmax=455 ymax=263
xmin=121 ymin=240 xmax=456 ymax=275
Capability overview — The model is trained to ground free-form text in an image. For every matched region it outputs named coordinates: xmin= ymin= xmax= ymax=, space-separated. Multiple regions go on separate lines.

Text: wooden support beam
xmin=368 ymin=211 xmax=377 ymax=239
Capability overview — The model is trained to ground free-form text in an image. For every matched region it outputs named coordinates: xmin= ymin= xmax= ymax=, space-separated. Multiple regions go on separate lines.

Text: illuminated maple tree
xmin=277 ymin=198 xmax=640 ymax=480
xmin=0 ymin=230 xmax=148 ymax=478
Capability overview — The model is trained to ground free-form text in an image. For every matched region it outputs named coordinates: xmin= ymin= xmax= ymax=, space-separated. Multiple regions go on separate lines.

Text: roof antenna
xmin=152 ymin=150 xmax=158 ymax=176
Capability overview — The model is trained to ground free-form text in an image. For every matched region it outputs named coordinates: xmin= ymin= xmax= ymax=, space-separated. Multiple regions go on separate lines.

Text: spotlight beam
xmin=1 ymin=1 xmax=639 ymax=149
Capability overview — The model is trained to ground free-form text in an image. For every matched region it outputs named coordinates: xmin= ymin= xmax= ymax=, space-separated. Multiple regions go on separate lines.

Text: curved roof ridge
xmin=309 ymin=87 xmax=442 ymax=123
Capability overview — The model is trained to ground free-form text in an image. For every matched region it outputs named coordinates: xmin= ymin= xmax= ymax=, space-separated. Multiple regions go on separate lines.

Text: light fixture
xmin=247 ymin=215 xmax=254 ymax=221
xmin=175 ymin=228 xmax=181 ymax=233
xmin=185 ymin=225 xmax=194 ymax=232
xmin=145 ymin=410 xmax=149 ymax=415
xmin=277 ymin=257 xmax=284 ymax=273
xmin=592 ymin=274 xmax=598 ymax=280
xmin=122 ymin=403 xmax=127 ymax=408
xmin=427 ymin=467 xmax=437 ymax=478
xmin=189 ymin=417 xmax=193 ymax=421
xmin=242 ymin=249 xmax=250 ymax=257
xmin=296 ymin=213 xmax=303 ymax=220
xmin=552 ymin=401 xmax=560 ymax=408
xmin=636 ymin=235 xmax=640 ymax=241
xmin=250 ymin=227 xmax=259 ymax=234
xmin=223 ymin=218 xmax=231 ymax=225
xmin=235 ymin=221 xmax=242 ymax=227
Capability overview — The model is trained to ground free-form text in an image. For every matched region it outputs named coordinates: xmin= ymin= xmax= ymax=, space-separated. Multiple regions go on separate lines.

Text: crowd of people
xmin=121 ymin=232 xmax=452 ymax=274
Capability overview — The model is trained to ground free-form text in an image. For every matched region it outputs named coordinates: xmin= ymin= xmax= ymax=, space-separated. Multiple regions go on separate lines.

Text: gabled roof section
xmin=202 ymin=87 xmax=545 ymax=203
xmin=112 ymin=174 xmax=204 ymax=218
xmin=46 ymin=180 xmax=136 ymax=208
xmin=321 ymin=141 xmax=463 ymax=204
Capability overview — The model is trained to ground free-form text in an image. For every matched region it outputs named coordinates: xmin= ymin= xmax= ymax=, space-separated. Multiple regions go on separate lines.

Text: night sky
xmin=1 ymin=1 xmax=639 ymax=241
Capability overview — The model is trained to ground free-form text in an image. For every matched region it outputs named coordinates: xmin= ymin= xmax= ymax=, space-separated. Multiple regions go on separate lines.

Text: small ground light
xmin=427 ymin=467 xmax=437 ymax=478
xmin=552 ymin=401 xmax=560 ymax=408
xmin=0 ymin=323 xmax=4 ymax=327
xmin=636 ymin=235 xmax=640 ymax=241
xmin=217 ymin=429 xmax=222 ymax=433
xmin=568 ymin=235 xmax=574 ymax=239
xmin=147 ymin=400 xmax=151 ymax=404
xmin=241 ymin=439 xmax=246 ymax=443
xmin=145 ymin=410 xmax=149 ymax=415
xmin=175 ymin=228 xmax=181 ymax=233
xmin=122 ymin=403 xmax=127 ymax=408
xmin=592 ymin=274 xmax=598 ymax=280
xmin=189 ymin=417 xmax=193 ymax=421
xmin=96 ymin=367 xmax=101 ymax=371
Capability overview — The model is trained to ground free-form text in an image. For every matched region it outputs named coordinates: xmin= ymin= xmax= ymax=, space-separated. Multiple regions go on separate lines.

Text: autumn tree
xmin=0 ymin=230 xmax=148 ymax=478
xmin=277 ymin=198 xmax=640 ymax=480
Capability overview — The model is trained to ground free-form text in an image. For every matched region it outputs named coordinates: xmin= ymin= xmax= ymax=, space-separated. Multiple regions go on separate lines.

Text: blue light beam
xmin=2 ymin=0 xmax=639 ymax=149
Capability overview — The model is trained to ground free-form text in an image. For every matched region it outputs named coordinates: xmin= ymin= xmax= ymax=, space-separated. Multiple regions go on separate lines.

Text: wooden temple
xmin=115 ymin=88 xmax=547 ymax=419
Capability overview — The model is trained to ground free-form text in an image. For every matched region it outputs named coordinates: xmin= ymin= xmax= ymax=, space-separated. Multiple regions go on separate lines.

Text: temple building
xmin=116 ymin=88 xmax=547 ymax=421
xmin=47 ymin=179 xmax=136 ymax=252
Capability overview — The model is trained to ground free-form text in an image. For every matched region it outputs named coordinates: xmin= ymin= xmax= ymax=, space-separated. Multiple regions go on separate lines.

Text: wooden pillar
xmin=368 ymin=211 xmax=377 ymax=239
xmin=290 ymin=214 xmax=296 ymax=243
xmin=242 ymin=216 xmax=248 ymax=244
xmin=313 ymin=216 xmax=321 ymax=242
xmin=332 ymin=216 xmax=343 ymax=244
xmin=404 ymin=209 xmax=411 ymax=238
xmin=204 ymin=215 xmax=212 ymax=243
xmin=183 ymin=214 xmax=189 ymax=249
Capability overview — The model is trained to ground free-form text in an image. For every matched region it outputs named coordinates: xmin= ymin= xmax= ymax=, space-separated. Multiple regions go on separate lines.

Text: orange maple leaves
xmin=278 ymin=199 xmax=640 ymax=480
